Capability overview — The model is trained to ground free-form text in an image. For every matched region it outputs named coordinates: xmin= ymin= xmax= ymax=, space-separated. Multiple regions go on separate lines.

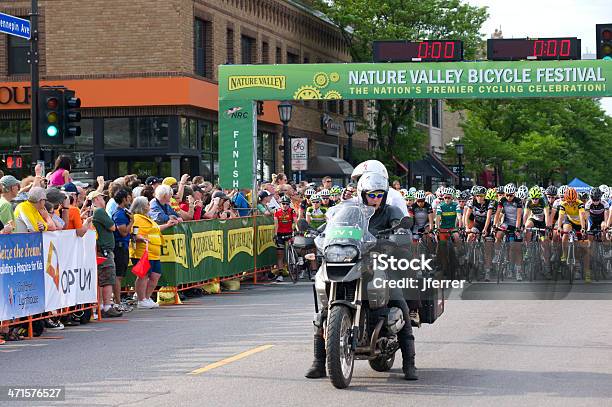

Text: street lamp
xmin=278 ymin=101 xmax=293 ymax=180
xmin=343 ymin=115 xmax=356 ymax=164
xmin=455 ymin=142 xmax=464 ymax=189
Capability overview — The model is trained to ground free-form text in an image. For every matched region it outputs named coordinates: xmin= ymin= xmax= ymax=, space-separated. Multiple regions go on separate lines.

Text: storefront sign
xmin=321 ymin=114 xmax=341 ymax=136
xmin=218 ymin=100 xmax=255 ymax=189
xmin=219 ymin=60 xmax=612 ymax=101
xmin=291 ymin=138 xmax=308 ymax=171
xmin=0 ymin=86 xmax=30 ymax=106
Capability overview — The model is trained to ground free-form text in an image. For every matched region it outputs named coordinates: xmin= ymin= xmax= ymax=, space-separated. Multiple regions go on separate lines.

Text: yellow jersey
xmin=558 ymin=200 xmax=584 ymax=225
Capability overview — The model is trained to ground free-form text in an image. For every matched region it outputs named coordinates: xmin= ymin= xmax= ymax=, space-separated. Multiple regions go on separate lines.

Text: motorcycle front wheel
xmin=326 ymin=305 xmax=355 ymax=389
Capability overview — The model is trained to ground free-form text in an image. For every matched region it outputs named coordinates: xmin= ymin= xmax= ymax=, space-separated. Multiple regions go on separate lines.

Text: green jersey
xmin=306 ymin=206 xmax=327 ymax=229
xmin=436 ymin=201 xmax=460 ymax=229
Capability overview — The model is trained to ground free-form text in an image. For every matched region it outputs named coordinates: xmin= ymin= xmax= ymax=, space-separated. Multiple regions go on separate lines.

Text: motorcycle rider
xmin=305 ymin=170 xmax=418 ymax=381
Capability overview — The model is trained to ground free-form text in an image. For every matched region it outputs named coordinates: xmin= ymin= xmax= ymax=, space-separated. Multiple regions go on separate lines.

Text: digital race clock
xmin=373 ymin=40 xmax=463 ymax=62
xmin=487 ymin=38 xmax=581 ymax=61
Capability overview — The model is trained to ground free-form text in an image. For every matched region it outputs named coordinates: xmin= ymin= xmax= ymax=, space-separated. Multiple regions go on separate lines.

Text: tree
xmin=312 ymin=0 xmax=488 ymax=172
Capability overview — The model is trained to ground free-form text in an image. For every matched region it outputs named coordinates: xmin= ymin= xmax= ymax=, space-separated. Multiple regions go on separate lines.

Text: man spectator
xmin=321 ymin=176 xmax=333 ymax=190
xmin=149 ymin=185 xmax=182 ymax=225
xmin=0 ymin=175 xmax=20 ymax=227
xmin=145 ymin=176 xmax=161 ymax=189
xmin=257 ymin=191 xmax=272 ymax=215
xmin=112 ymin=189 xmax=134 ymax=313
xmin=90 ymin=190 xmax=122 ymax=318
xmin=262 ymin=183 xmax=280 ymax=211
xmin=14 ymin=187 xmax=47 ymax=233
xmin=233 ymin=189 xmax=251 ymax=217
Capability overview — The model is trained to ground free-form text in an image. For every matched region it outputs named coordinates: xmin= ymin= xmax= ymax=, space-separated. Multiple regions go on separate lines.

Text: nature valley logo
xmin=257 ymin=225 xmax=275 ymax=255
xmin=160 ymin=234 xmax=188 ymax=268
xmin=191 ymin=230 xmax=224 ymax=267
xmin=227 ymin=227 xmax=254 ymax=262
xmin=228 ymin=75 xmax=286 ymax=91
xmin=46 ymin=241 xmax=60 ymax=290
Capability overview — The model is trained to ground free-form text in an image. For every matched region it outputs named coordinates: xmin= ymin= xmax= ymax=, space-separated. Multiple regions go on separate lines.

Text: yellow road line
xmin=188 ymin=344 xmax=274 ymax=375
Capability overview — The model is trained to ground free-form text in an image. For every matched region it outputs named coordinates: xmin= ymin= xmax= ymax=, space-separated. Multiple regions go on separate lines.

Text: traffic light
xmin=38 ymin=88 xmax=64 ymax=145
xmin=63 ymin=89 xmax=81 ymax=145
xmin=596 ymin=24 xmax=612 ymax=60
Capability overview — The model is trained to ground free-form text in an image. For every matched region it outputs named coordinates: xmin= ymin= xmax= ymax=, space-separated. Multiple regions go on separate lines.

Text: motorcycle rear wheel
xmin=368 ymin=353 xmax=395 ymax=372
xmin=326 ymin=305 xmax=355 ymax=389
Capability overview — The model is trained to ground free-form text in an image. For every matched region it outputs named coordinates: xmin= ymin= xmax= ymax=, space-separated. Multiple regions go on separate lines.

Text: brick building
xmin=0 ymin=0 xmax=366 ymax=183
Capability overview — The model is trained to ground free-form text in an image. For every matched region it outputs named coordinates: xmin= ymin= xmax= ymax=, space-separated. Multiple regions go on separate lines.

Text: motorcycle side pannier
xmin=420 ymin=284 xmax=444 ymax=324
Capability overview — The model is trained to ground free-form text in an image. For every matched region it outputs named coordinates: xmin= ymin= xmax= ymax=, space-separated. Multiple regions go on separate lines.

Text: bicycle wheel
xmin=286 ymin=244 xmax=299 ymax=283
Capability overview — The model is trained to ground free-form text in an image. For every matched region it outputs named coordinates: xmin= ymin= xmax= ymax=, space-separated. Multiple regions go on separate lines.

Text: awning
xmin=392 ymin=155 xmax=409 ymax=173
xmin=307 ymin=156 xmax=354 ymax=177
xmin=408 ymin=153 xmax=459 ymax=180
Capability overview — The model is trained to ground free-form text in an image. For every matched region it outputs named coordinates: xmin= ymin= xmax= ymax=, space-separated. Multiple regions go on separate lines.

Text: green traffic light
xmin=46 ymin=125 xmax=59 ymax=137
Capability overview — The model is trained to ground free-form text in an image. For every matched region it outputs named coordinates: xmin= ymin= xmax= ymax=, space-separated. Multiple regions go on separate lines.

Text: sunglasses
xmin=416 ymin=199 xmax=425 ymax=203
xmin=444 ymin=196 xmax=452 ymax=199
xmin=476 ymin=194 xmax=485 ymax=198
xmin=281 ymin=202 xmax=290 ymax=206
xmin=367 ymin=192 xmax=385 ymax=199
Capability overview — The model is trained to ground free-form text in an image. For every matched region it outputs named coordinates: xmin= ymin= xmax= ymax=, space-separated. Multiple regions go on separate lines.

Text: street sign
xmin=291 ymin=138 xmax=308 ymax=171
xmin=0 ymin=12 xmax=31 ymax=40
xmin=451 ymin=165 xmax=464 ymax=175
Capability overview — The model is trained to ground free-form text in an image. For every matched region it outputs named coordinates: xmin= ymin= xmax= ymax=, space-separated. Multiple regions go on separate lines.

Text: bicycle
xmin=587 ymin=229 xmax=611 ymax=281
xmin=492 ymin=226 xmax=521 ymax=283
xmin=559 ymin=229 xmax=583 ymax=285
xmin=523 ymin=227 xmax=549 ymax=281
xmin=284 ymin=236 xmax=300 ymax=283
xmin=465 ymin=230 xmax=486 ymax=283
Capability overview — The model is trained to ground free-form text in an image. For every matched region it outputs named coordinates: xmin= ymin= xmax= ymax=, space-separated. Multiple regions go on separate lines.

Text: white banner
xmin=43 ymin=230 xmax=98 ymax=311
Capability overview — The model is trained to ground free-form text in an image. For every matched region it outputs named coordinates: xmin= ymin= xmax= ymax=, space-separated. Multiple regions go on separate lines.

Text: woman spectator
xmin=105 ymin=182 xmax=123 ymax=217
xmin=47 ymin=155 xmax=72 ymax=187
xmin=130 ymin=196 xmax=177 ymax=309
xmin=392 ymin=180 xmax=401 ymax=191
xmin=256 ymin=191 xmax=272 ymax=215
xmin=177 ymin=185 xmax=196 ymax=221
xmin=141 ymin=185 xmax=155 ymax=201
xmin=14 ymin=187 xmax=48 ymax=233
xmin=219 ymin=198 xmax=238 ymax=219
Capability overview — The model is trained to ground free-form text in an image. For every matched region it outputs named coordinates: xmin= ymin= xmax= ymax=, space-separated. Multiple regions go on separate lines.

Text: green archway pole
xmin=218 ymin=60 xmax=612 ymax=189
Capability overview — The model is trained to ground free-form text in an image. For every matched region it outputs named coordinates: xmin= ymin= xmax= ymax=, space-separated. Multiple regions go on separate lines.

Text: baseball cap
xmin=258 ymin=190 xmax=270 ymax=200
xmin=0 ymin=175 xmax=20 ymax=189
xmin=162 ymin=177 xmax=178 ymax=186
xmin=145 ymin=176 xmax=161 ymax=186
xmin=46 ymin=188 xmax=67 ymax=205
xmin=61 ymin=182 xmax=78 ymax=194
xmin=86 ymin=190 xmax=106 ymax=201
xmin=212 ymin=191 xmax=228 ymax=200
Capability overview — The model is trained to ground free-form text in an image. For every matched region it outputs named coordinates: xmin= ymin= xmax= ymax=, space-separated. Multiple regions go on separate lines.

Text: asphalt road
xmin=2 ymin=281 xmax=612 ymax=407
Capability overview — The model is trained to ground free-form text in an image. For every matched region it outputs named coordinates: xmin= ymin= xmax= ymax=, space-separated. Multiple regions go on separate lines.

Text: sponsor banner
xmin=256 ymin=224 xmax=275 ymax=255
xmin=43 ymin=230 xmax=97 ymax=312
xmin=227 ymin=226 xmax=254 ymax=263
xmin=191 ymin=230 xmax=224 ymax=267
xmin=219 ymin=60 xmax=612 ymax=101
xmin=218 ymin=99 xmax=255 ymax=189
xmin=160 ymin=232 xmax=188 ymax=268
xmin=0 ymin=233 xmax=45 ymax=321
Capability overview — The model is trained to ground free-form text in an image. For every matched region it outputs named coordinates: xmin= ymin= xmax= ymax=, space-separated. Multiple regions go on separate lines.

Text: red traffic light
xmin=46 ymin=97 xmax=59 ymax=109
xmin=603 ymin=29 xmax=612 ymax=41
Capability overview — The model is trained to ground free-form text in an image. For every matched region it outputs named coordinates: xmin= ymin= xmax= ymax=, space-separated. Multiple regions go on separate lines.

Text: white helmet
xmin=599 ymin=184 xmax=609 ymax=194
xmin=408 ymin=187 xmax=417 ymax=194
xmin=415 ymin=190 xmax=426 ymax=200
xmin=516 ymin=189 xmax=527 ymax=200
xmin=400 ymin=188 xmax=408 ymax=197
xmin=319 ymin=188 xmax=330 ymax=197
xmin=357 ymin=172 xmax=389 ymax=205
xmin=504 ymin=183 xmax=517 ymax=194
xmin=304 ymin=188 xmax=316 ymax=197
xmin=425 ymin=194 xmax=435 ymax=205
xmin=351 ymin=160 xmax=388 ymax=181
xmin=436 ymin=186 xmax=445 ymax=198
xmin=558 ymin=185 xmax=568 ymax=198
xmin=518 ymin=185 xmax=529 ymax=194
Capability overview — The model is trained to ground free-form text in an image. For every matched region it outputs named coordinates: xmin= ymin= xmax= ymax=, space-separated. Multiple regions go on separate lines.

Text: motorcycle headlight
xmin=325 ymin=245 xmax=358 ymax=263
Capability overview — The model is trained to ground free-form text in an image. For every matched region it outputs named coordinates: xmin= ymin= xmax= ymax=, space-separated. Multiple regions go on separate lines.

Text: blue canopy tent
xmin=568 ymin=178 xmax=592 ymax=194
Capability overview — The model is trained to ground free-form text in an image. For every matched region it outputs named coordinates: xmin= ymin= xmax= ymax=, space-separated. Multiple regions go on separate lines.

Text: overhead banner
xmin=219 ymin=60 xmax=612 ymax=101
xmin=218 ymin=99 xmax=256 ymax=189
xmin=43 ymin=230 xmax=98 ymax=312
xmin=0 ymin=233 xmax=45 ymax=321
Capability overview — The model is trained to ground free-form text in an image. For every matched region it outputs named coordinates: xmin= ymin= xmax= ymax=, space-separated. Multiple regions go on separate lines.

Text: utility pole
xmin=29 ymin=0 xmax=40 ymax=163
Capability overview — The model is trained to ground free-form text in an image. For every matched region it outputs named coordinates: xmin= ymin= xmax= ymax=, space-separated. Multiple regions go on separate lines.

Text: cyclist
xmin=273 ymin=195 xmax=297 ymax=282
xmin=465 ymin=186 xmax=494 ymax=281
xmin=305 ymin=194 xmax=327 ymax=229
xmin=557 ymin=187 xmax=586 ymax=279
xmin=341 ymin=183 xmax=356 ymax=201
xmin=329 ymin=186 xmax=342 ymax=206
xmin=300 ymin=187 xmax=316 ymax=219
xmin=523 ymin=186 xmax=552 ymax=277
xmin=458 ymin=190 xmax=470 ymax=229
xmin=435 ymin=188 xmax=462 ymax=276
xmin=493 ymin=183 xmax=524 ymax=281
xmin=409 ymin=190 xmax=434 ymax=242
xmin=319 ymin=188 xmax=333 ymax=209
xmin=583 ymin=187 xmax=610 ymax=282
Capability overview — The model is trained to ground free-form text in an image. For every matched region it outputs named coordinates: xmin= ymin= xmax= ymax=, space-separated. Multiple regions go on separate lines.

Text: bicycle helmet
xmin=563 ymin=187 xmax=578 ymax=202
xmin=518 ymin=185 xmax=529 ymax=195
xmin=304 ymin=188 xmax=316 ymax=198
xmin=459 ymin=190 xmax=471 ymax=200
xmin=473 ymin=186 xmax=486 ymax=196
xmin=414 ymin=190 xmax=426 ymax=200
xmin=405 ymin=190 xmax=415 ymax=200
xmin=496 ymin=186 xmax=504 ymax=194
xmin=319 ymin=188 xmax=330 ymax=198
xmin=408 ymin=187 xmax=417 ymax=194
xmin=598 ymin=184 xmax=609 ymax=194
xmin=516 ymin=189 xmax=527 ymax=200
xmin=557 ymin=185 xmax=568 ymax=198
xmin=310 ymin=194 xmax=321 ymax=202
xmin=486 ymin=188 xmax=497 ymax=200
xmin=400 ymin=188 xmax=408 ymax=197
xmin=602 ymin=192 xmax=610 ymax=202
xmin=470 ymin=185 xmax=479 ymax=195
xmin=590 ymin=187 xmax=603 ymax=200
xmin=436 ymin=186 xmax=445 ymax=198
xmin=545 ymin=185 xmax=557 ymax=196
xmin=425 ymin=193 xmax=435 ymax=205
xmin=280 ymin=195 xmax=291 ymax=204
xmin=529 ymin=186 xmax=543 ymax=199
xmin=504 ymin=183 xmax=517 ymax=195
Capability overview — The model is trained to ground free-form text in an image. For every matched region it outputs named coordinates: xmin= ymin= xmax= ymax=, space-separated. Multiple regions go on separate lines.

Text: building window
xmin=339 ymin=101 xmax=344 ymax=115
xmin=226 ymin=28 xmax=235 ymax=64
xmin=0 ymin=119 xmax=29 ymax=148
xmin=241 ymin=35 xmax=256 ymax=64
xmin=200 ymin=120 xmax=218 ymax=182
xmin=262 ymin=41 xmax=269 ymax=64
xmin=275 ymin=46 xmax=282 ymax=64
xmin=415 ymin=100 xmax=429 ymax=125
xmin=356 ymin=100 xmax=364 ymax=118
xmin=194 ymin=18 xmax=212 ymax=78
xmin=287 ymin=51 xmax=299 ymax=64
xmin=348 ymin=100 xmax=354 ymax=115
xmin=327 ymin=100 xmax=337 ymax=113
xmin=8 ymin=35 xmax=29 ymax=75
xmin=104 ymin=117 xmax=169 ymax=149
xmin=257 ymin=131 xmax=275 ymax=182
xmin=180 ymin=118 xmax=198 ymax=150
xmin=432 ymin=99 xmax=441 ymax=128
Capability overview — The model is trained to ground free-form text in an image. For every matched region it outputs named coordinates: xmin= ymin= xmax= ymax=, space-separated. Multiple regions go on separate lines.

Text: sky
xmin=466 ymin=0 xmax=612 ymax=115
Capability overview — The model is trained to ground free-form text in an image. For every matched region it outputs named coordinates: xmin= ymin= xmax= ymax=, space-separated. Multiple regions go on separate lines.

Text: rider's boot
xmin=400 ymin=335 xmax=418 ymax=380
xmin=305 ymin=331 xmax=326 ymax=378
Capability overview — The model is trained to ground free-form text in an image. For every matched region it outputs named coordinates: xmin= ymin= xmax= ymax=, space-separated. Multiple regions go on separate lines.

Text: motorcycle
xmin=313 ymin=201 xmax=413 ymax=388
